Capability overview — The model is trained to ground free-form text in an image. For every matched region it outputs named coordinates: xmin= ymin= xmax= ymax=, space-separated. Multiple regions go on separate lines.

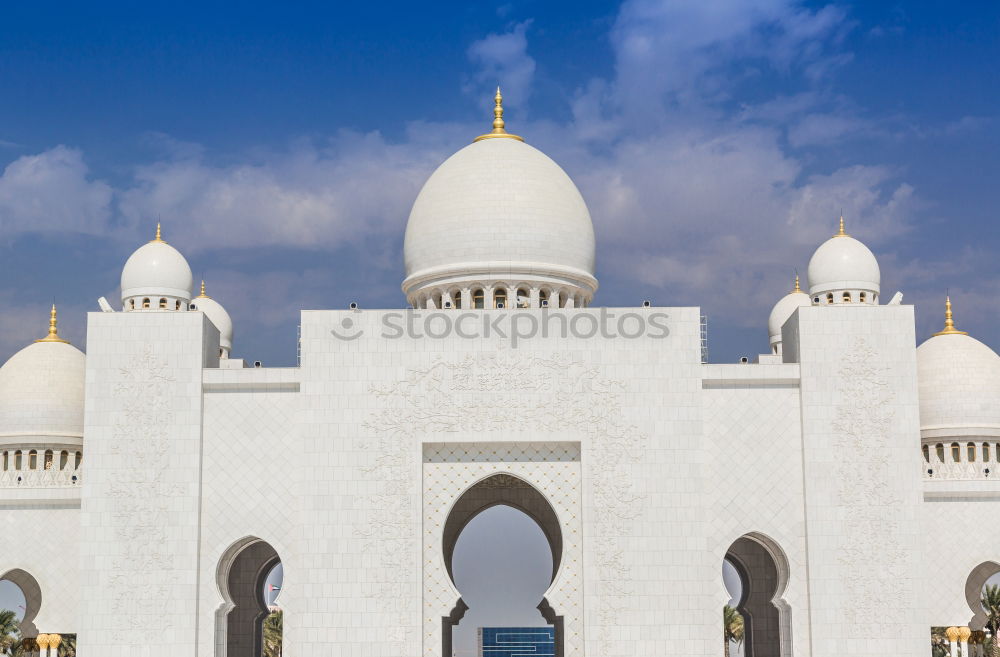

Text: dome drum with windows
xmin=402 ymin=88 xmax=597 ymax=310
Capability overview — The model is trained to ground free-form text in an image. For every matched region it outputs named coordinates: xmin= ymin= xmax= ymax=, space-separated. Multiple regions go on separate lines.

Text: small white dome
xmin=768 ymin=285 xmax=811 ymax=348
xmin=917 ymin=333 xmax=1000 ymax=439
xmin=190 ymin=283 xmax=233 ymax=353
xmin=402 ymin=136 xmax=597 ymax=300
xmin=121 ymin=226 xmax=193 ymax=305
xmin=806 ymin=220 xmax=880 ymax=300
xmin=0 ymin=333 xmax=85 ymax=443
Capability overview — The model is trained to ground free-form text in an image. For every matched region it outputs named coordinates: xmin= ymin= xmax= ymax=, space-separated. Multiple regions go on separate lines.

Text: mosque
xmin=1 ymin=90 xmax=998 ymax=657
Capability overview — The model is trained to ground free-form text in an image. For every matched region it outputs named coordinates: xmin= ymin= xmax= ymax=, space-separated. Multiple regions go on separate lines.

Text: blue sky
xmin=1 ymin=0 xmax=998 ymax=365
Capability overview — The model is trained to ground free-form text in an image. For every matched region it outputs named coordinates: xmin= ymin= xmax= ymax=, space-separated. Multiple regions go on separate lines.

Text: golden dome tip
xmin=474 ymin=85 xmax=524 ymax=143
xmin=933 ymin=296 xmax=968 ymax=336
xmin=834 ymin=213 xmax=848 ymax=238
xmin=35 ymin=304 xmax=69 ymax=344
xmin=197 ymin=280 xmax=209 ymax=299
xmin=150 ymin=222 xmax=165 ymax=243
xmin=793 ymin=273 xmax=801 ymax=293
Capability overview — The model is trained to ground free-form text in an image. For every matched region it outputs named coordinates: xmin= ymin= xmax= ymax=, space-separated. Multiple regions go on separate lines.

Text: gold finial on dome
xmin=933 ymin=296 xmax=968 ymax=336
xmin=36 ymin=304 xmax=69 ymax=344
xmin=834 ymin=213 xmax=848 ymax=238
xmin=196 ymin=280 xmax=209 ymax=299
xmin=793 ymin=273 xmax=801 ymax=293
xmin=150 ymin=222 xmax=165 ymax=243
xmin=474 ymin=86 xmax=524 ymax=143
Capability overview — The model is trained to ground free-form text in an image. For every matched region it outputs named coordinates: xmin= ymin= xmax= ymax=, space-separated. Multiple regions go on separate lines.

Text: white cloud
xmin=466 ymin=21 xmax=536 ymax=108
xmin=118 ymin=131 xmax=451 ymax=256
xmin=0 ymin=146 xmax=113 ymax=238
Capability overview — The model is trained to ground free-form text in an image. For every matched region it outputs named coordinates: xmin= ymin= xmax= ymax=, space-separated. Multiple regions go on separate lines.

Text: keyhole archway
xmin=215 ymin=537 xmax=282 ymax=657
xmin=0 ymin=569 xmax=42 ymax=637
xmin=723 ymin=533 xmax=792 ymax=657
xmin=441 ymin=473 xmax=564 ymax=657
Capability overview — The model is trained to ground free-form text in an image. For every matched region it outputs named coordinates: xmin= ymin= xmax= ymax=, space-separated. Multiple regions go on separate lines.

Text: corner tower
xmin=402 ymin=88 xmax=598 ymax=309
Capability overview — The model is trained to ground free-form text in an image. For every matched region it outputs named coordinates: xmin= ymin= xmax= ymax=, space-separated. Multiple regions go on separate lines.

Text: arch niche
xmin=724 ymin=533 xmax=792 ymax=657
xmin=0 ymin=569 xmax=42 ymax=637
xmin=215 ymin=537 xmax=281 ymax=657
xmin=441 ymin=473 xmax=564 ymax=657
xmin=966 ymin=561 xmax=1000 ymax=632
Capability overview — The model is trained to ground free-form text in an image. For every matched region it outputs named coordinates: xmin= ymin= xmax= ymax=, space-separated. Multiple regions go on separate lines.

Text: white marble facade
xmin=2 ymin=97 xmax=999 ymax=657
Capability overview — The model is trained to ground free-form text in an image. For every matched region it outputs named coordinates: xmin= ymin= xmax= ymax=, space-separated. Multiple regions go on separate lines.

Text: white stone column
xmin=959 ymin=627 xmax=971 ymax=657
xmin=35 ymin=634 xmax=49 ymax=657
xmin=946 ymin=626 xmax=960 ymax=657
xmin=426 ymin=295 xmax=437 ymax=309
xmin=529 ymin=287 xmax=540 ymax=308
xmin=550 ymin=289 xmax=560 ymax=308
xmin=564 ymin=295 xmax=575 ymax=308
xmin=507 ymin=285 xmax=517 ymax=309
xmin=485 ymin=287 xmax=494 ymax=309
xmin=48 ymin=634 xmax=61 ymax=657
xmin=461 ymin=287 xmax=471 ymax=310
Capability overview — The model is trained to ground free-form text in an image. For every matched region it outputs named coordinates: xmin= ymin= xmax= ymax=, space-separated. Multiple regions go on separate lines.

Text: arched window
xmin=984 ymin=443 xmax=991 ymax=462
xmin=952 ymin=442 xmax=961 ymax=463
xmin=493 ymin=288 xmax=507 ymax=309
xmin=75 ymin=452 xmax=82 ymax=469
xmin=859 ymin=291 xmax=867 ymax=303
xmin=175 ymin=300 xmax=181 ymax=310
xmin=842 ymin=291 xmax=852 ymax=303
xmin=873 ymin=293 xmax=878 ymax=303
xmin=451 ymin=291 xmax=462 ymax=310
xmin=159 ymin=298 xmax=168 ymax=309
xmin=142 ymin=298 xmax=150 ymax=309
xmin=516 ymin=287 xmax=529 ymax=308
xmin=539 ymin=289 xmax=550 ymax=306
xmin=472 ymin=288 xmax=485 ymax=309
xmin=996 ymin=443 xmax=1000 ymax=461
xmin=826 ymin=293 xmax=834 ymax=305
xmin=28 ymin=450 xmax=37 ymax=470
xmin=129 ymin=299 xmax=135 ymax=310
xmin=44 ymin=450 xmax=53 ymax=470
xmin=60 ymin=451 xmax=69 ymax=470
xmin=922 ymin=445 xmax=930 ymax=462
xmin=936 ymin=443 xmax=945 ymax=463
xmin=968 ymin=443 xmax=977 ymax=462
xmin=14 ymin=451 xmax=22 ymax=470
xmin=2 ymin=451 xmax=7 ymax=471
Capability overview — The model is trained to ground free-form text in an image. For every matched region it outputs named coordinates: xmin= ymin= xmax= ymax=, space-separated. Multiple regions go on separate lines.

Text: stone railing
xmin=0 ymin=468 xmax=82 ymax=488
xmin=923 ymin=460 xmax=997 ymax=481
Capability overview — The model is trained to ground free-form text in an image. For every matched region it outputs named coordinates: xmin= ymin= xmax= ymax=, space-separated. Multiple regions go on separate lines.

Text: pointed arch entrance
xmin=441 ymin=473 xmax=564 ymax=657
xmin=215 ymin=537 xmax=281 ymax=657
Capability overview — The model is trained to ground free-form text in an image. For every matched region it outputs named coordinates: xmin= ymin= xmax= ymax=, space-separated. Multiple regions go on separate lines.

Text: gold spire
xmin=150 ymin=222 xmax=165 ymax=243
xmin=834 ymin=213 xmax=848 ymax=237
xmin=473 ymin=86 xmax=524 ymax=143
xmin=35 ymin=304 xmax=69 ymax=344
xmin=933 ymin=296 xmax=968 ymax=336
xmin=196 ymin=280 xmax=209 ymax=299
xmin=793 ymin=273 xmax=801 ymax=293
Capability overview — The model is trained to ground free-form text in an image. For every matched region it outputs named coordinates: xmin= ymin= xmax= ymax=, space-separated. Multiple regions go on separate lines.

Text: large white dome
xmin=402 ymin=137 xmax=597 ymax=300
xmin=806 ymin=220 xmax=880 ymax=301
xmin=121 ymin=226 xmax=194 ymax=306
xmin=0 ymin=324 xmax=85 ymax=444
xmin=918 ymin=334 xmax=1000 ymax=439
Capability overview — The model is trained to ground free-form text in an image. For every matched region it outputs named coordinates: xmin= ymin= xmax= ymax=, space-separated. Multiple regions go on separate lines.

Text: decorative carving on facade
xmin=363 ymin=350 xmax=648 ymax=657
xmin=105 ymin=345 xmax=178 ymax=633
xmin=832 ymin=338 xmax=908 ymax=629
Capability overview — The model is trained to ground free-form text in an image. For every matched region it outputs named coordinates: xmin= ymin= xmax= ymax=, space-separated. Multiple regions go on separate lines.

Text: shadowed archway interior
xmin=216 ymin=538 xmax=281 ymax=657
xmin=724 ymin=534 xmax=792 ymax=657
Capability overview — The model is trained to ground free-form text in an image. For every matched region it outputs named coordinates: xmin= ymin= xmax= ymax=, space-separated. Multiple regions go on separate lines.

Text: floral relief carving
xmin=363 ymin=349 xmax=648 ymax=657
xmin=832 ymin=338 xmax=908 ymax=628
xmin=105 ymin=345 xmax=178 ymax=633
